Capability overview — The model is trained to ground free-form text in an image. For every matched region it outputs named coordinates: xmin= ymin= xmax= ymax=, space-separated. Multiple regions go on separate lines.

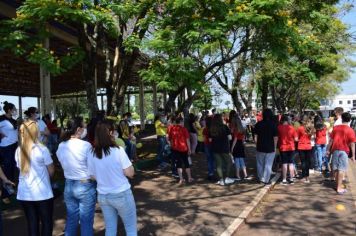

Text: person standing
xmin=314 ymin=116 xmax=329 ymax=174
xmin=24 ymin=107 xmax=50 ymax=145
xmin=209 ymin=114 xmax=234 ymax=186
xmin=297 ymin=116 xmax=315 ymax=183
xmin=230 ymin=111 xmax=249 ymax=180
xmin=0 ymin=102 xmax=18 ymax=201
xmin=0 ymin=166 xmax=15 ymax=236
xmin=88 ymin=120 xmax=137 ymax=236
xmin=203 ymin=116 xmax=215 ymax=181
xmin=278 ymin=115 xmax=298 ymax=185
xmin=254 ymin=109 xmax=278 ymax=184
xmin=155 ymin=113 xmax=168 ymax=168
xmin=326 ymin=112 xmax=356 ymax=194
xmin=56 ymin=117 xmax=96 ymax=236
xmin=167 ymin=116 xmax=193 ymax=184
xmin=187 ymin=113 xmax=198 ymax=155
xmin=15 ymin=120 xmax=54 ymax=236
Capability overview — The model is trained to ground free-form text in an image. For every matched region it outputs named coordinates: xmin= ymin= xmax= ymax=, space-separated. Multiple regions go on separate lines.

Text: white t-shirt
xmin=15 ymin=143 xmax=53 ymax=201
xmin=37 ymin=120 xmax=48 ymax=143
xmin=0 ymin=119 xmax=18 ymax=147
xmin=88 ymin=147 xmax=132 ymax=194
xmin=56 ymin=139 xmax=92 ymax=180
xmin=333 ymin=118 xmax=350 ymax=127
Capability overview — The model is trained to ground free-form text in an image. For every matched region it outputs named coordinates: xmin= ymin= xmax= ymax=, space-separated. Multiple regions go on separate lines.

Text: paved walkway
xmin=3 ymin=144 xmax=268 ymax=236
xmin=236 ymin=163 xmax=356 ymax=235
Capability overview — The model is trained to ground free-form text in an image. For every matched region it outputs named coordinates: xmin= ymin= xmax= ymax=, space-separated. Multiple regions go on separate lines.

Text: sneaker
xmin=281 ymin=180 xmax=288 ymax=185
xmin=309 ymin=169 xmax=315 ymax=174
xmin=232 ymin=177 xmax=241 ymax=181
xmin=225 ymin=177 xmax=235 ymax=184
xmin=244 ymin=175 xmax=253 ymax=180
xmin=216 ymin=179 xmax=225 ymax=186
xmin=304 ymin=179 xmax=310 ymax=183
xmin=289 ymin=179 xmax=295 ymax=185
xmin=172 ymin=173 xmax=179 ymax=179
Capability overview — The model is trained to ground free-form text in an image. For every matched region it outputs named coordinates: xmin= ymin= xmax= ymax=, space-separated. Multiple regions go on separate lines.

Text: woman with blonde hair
xmin=297 ymin=115 xmax=315 ymax=183
xmin=15 ymin=120 xmax=54 ymax=236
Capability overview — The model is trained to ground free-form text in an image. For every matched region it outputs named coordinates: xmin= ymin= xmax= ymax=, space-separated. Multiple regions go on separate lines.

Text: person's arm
xmin=0 ymin=167 xmax=15 ymax=185
xmin=274 ymin=136 xmax=278 ymax=150
xmin=349 ymin=142 xmax=355 ymax=162
xmin=231 ymin=137 xmax=237 ymax=153
xmin=326 ymin=138 xmax=334 ymax=157
xmin=186 ymin=138 xmax=192 ymax=155
xmin=123 ymin=166 xmax=135 ymax=178
xmin=46 ymin=164 xmax=55 ymax=177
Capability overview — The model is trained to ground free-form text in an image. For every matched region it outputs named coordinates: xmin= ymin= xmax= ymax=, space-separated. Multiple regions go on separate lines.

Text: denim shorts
xmin=234 ymin=157 xmax=246 ymax=169
xmin=331 ymin=150 xmax=348 ymax=171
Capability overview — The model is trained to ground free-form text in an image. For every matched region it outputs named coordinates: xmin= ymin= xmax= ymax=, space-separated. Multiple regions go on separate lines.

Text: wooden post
xmin=18 ymin=96 xmax=22 ymax=119
xmin=127 ymin=92 xmax=130 ymax=113
xmin=163 ymin=91 xmax=167 ymax=107
xmin=152 ymin=83 xmax=158 ymax=115
xmin=52 ymin=98 xmax=56 ymax=119
xmin=40 ymin=37 xmax=51 ymax=116
xmin=139 ymin=80 xmax=145 ymax=130
xmin=101 ymin=94 xmax=104 ymax=110
xmin=37 ymin=97 xmax=41 ymax=112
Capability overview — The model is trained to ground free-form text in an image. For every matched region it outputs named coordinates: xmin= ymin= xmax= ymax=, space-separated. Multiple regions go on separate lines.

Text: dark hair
xmin=280 ymin=114 xmax=290 ymax=124
xmin=342 ymin=112 xmax=351 ymax=123
xmin=42 ymin=114 xmax=51 ymax=122
xmin=262 ymin=109 xmax=273 ymax=121
xmin=24 ymin=107 xmax=37 ymax=117
xmin=3 ymin=101 xmax=15 ymax=113
xmin=205 ymin=116 xmax=213 ymax=129
xmin=93 ymin=120 xmax=118 ymax=159
xmin=314 ymin=115 xmax=325 ymax=130
xmin=124 ymin=112 xmax=131 ymax=118
xmin=334 ymin=107 xmax=343 ymax=115
xmin=209 ymin=114 xmax=225 ymax=137
xmin=175 ymin=116 xmax=184 ymax=124
xmin=61 ymin=117 xmax=84 ymax=142
xmin=229 ymin=110 xmax=244 ymax=133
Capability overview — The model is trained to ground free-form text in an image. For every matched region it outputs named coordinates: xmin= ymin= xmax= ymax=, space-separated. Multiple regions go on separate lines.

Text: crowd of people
xmin=155 ymin=107 xmax=356 ymax=192
xmin=0 ymin=99 xmax=355 ymax=236
xmin=0 ymin=102 xmax=137 ymax=236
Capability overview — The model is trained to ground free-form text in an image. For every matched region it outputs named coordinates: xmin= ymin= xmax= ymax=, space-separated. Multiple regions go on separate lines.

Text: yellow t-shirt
xmin=155 ymin=120 xmax=167 ymax=136
xmin=195 ymin=121 xmax=204 ymax=142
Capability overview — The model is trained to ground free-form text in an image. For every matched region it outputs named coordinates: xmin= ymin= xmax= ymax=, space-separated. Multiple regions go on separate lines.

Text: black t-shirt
xmin=254 ymin=120 xmax=278 ymax=153
xmin=210 ymin=125 xmax=231 ymax=153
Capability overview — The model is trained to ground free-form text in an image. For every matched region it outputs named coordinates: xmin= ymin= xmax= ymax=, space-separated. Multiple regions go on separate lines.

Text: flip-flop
xmin=337 ymin=189 xmax=347 ymax=195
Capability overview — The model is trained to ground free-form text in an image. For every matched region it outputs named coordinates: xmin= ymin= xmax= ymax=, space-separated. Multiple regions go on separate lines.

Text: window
xmin=353 ymin=100 xmax=356 ymax=107
xmin=339 ymin=100 xmax=343 ymax=105
xmin=348 ymin=100 xmax=351 ymax=104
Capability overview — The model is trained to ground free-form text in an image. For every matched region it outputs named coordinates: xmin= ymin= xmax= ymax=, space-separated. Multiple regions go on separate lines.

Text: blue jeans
xmin=98 ymin=189 xmax=137 ymax=236
xmin=234 ymin=157 xmax=246 ymax=169
xmin=204 ymin=144 xmax=215 ymax=176
xmin=157 ymin=136 xmax=167 ymax=164
xmin=316 ymin=144 xmax=328 ymax=172
xmin=0 ymin=143 xmax=17 ymax=198
xmin=64 ymin=179 xmax=97 ymax=236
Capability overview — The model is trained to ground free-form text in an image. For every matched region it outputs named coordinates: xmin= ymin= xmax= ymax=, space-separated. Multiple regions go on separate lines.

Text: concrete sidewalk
xmin=236 ymin=164 xmax=356 ymax=235
xmin=3 ymin=144 xmax=273 ymax=236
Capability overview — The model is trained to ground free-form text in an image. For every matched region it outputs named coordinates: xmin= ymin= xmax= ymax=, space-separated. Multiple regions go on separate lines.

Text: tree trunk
xmin=78 ymin=24 xmax=98 ymax=119
xmin=260 ymin=77 xmax=269 ymax=110
xmin=164 ymin=86 xmax=185 ymax=113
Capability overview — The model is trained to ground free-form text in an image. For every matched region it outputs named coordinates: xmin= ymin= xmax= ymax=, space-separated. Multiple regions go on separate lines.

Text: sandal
xmin=337 ymin=189 xmax=347 ymax=195
xmin=178 ymin=179 xmax=185 ymax=185
xmin=188 ymin=178 xmax=194 ymax=183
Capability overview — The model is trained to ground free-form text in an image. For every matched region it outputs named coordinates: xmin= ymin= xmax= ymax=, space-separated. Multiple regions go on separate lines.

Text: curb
xmin=346 ymin=162 xmax=356 ymax=208
xmin=220 ymin=173 xmax=281 ymax=236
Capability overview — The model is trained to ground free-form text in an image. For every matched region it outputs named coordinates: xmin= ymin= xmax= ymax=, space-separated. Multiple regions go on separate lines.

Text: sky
xmin=1 ymin=3 xmax=356 ymax=112
xmin=339 ymin=1 xmax=356 ymax=94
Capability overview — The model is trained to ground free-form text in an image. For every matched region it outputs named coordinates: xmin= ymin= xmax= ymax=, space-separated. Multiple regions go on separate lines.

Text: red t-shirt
xmin=315 ymin=128 xmax=327 ymax=145
xmin=233 ymin=130 xmax=244 ymax=140
xmin=297 ymin=126 xmax=312 ymax=150
xmin=278 ymin=124 xmax=297 ymax=152
xmin=330 ymin=125 xmax=356 ymax=154
xmin=203 ymin=127 xmax=211 ymax=145
xmin=167 ymin=125 xmax=190 ymax=152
